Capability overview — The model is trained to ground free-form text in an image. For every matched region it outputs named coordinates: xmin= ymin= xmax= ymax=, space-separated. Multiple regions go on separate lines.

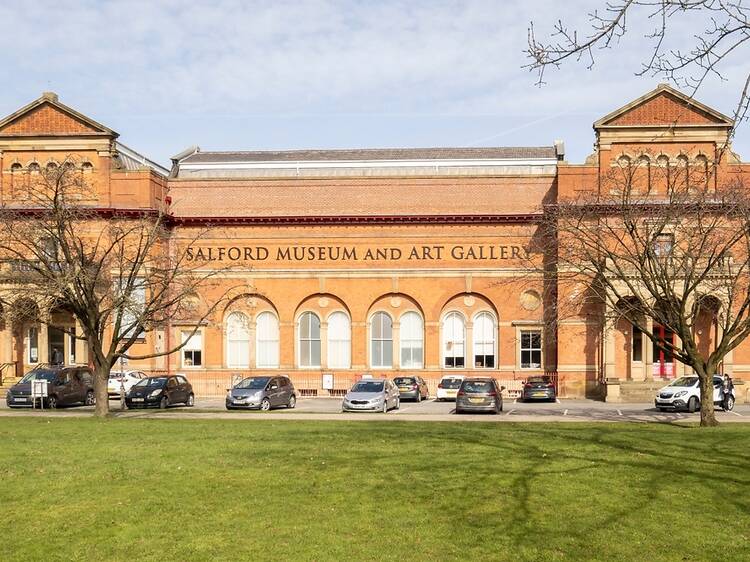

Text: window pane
xmin=256 ymin=312 xmax=279 ymax=368
xmin=442 ymin=312 xmax=465 ymax=368
xmin=328 ymin=312 xmax=351 ymax=369
xmin=310 ymin=340 xmax=321 ymax=367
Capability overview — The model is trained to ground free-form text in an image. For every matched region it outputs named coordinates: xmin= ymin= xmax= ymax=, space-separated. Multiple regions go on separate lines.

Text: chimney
xmin=554 ymin=139 xmax=565 ymax=161
xmin=41 ymin=92 xmax=59 ymax=102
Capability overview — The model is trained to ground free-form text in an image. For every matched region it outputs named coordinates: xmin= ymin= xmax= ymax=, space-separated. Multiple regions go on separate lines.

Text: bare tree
xmin=0 ymin=159 xmax=234 ymax=417
xmin=526 ymin=1 xmax=750 ymax=130
xmin=543 ymin=160 xmax=748 ymax=426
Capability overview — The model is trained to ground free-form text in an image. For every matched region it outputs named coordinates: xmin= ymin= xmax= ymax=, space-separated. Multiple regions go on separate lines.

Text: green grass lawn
xmin=0 ymin=419 xmax=748 ymax=562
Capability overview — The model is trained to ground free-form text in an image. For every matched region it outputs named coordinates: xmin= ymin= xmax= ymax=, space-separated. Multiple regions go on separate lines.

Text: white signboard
xmin=322 ymin=373 xmax=334 ymax=390
xmin=32 ymin=379 xmax=48 ymax=398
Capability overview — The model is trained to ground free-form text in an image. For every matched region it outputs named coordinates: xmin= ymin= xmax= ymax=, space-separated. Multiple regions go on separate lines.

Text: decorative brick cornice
xmin=166 ymin=214 xmax=542 ymax=227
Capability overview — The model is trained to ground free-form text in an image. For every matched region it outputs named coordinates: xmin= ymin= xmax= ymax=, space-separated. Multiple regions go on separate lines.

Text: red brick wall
xmin=0 ymin=104 xmax=97 ymax=135
xmin=608 ymin=92 xmax=718 ymax=126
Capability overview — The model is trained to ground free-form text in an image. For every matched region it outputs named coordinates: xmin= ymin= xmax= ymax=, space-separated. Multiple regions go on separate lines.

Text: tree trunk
xmin=699 ymin=368 xmax=718 ymax=427
xmin=92 ymin=364 xmax=110 ymax=418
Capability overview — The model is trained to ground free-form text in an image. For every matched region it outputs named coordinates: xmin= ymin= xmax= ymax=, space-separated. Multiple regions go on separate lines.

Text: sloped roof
xmin=594 ymin=84 xmax=733 ymax=128
xmin=0 ymin=92 xmax=117 ymax=137
xmin=179 ymin=146 xmax=557 ymax=164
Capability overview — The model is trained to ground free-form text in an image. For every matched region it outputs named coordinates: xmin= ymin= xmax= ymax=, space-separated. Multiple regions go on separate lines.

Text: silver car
xmin=226 ymin=375 xmax=296 ymax=411
xmin=342 ymin=378 xmax=400 ymax=413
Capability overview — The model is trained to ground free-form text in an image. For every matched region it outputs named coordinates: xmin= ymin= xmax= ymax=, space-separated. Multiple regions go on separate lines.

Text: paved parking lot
xmin=2 ymin=396 xmax=748 ymax=422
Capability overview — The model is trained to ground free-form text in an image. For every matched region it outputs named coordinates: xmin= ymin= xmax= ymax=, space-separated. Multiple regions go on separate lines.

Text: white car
xmin=108 ymin=370 xmax=147 ymax=398
xmin=436 ymin=375 xmax=465 ymax=401
xmin=655 ymin=375 xmax=735 ymax=412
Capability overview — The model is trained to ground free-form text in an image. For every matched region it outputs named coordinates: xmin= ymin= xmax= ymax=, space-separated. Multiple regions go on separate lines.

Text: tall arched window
xmin=399 ymin=311 xmax=424 ymax=368
xmin=256 ymin=311 xmax=279 ymax=368
xmin=298 ymin=312 xmax=321 ymax=367
xmin=370 ymin=312 xmax=393 ymax=368
xmin=694 ymin=154 xmax=710 ymax=189
xmin=442 ymin=312 xmax=466 ymax=368
xmin=327 ymin=311 xmax=351 ymax=369
xmin=473 ymin=312 xmax=496 ymax=368
xmin=225 ymin=312 xmax=250 ymax=368
xmin=676 ymin=154 xmax=689 ymax=190
xmin=636 ymin=155 xmax=651 ymax=192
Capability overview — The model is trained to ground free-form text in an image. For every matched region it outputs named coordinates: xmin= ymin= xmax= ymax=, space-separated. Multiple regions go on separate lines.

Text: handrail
xmin=0 ymin=362 xmax=17 ymax=386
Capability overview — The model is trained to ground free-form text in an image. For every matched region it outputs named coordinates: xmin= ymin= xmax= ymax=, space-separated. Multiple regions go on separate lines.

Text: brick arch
xmin=293 ymin=293 xmax=350 ymax=321
xmin=365 ymin=292 xmax=424 ymax=319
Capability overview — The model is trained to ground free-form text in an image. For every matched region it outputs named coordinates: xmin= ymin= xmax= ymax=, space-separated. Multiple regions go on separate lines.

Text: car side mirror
xmin=270 ymin=385 xmax=278 ymax=390
xmin=500 ymin=386 xmax=506 ymax=392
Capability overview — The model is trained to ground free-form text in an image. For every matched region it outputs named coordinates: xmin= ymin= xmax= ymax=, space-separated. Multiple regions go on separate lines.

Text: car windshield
xmin=441 ymin=378 xmax=463 ymax=389
xmin=351 ymin=381 xmax=384 ymax=393
xmin=235 ymin=377 xmax=270 ymax=389
xmin=462 ymin=380 xmax=493 ymax=393
xmin=394 ymin=377 xmax=415 ymax=385
xmin=19 ymin=369 xmax=58 ymax=383
xmin=669 ymin=376 xmax=698 ymax=387
xmin=134 ymin=377 xmax=167 ymax=388
xmin=527 ymin=376 xmax=550 ymax=384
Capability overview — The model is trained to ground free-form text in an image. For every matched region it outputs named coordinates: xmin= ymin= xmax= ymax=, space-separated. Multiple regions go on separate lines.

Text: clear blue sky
xmin=2 ymin=1 xmax=747 ymax=166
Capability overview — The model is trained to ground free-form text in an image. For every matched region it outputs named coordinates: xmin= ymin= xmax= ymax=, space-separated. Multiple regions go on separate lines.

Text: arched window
xmin=617 ymin=155 xmax=631 ymax=168
xmin=46 ymin=161 xmax=58 ymax=172
xmin=370 ymin=312 xmax=393 ymax=368
xmin=399 ymin=311 xmax=424 ymax=369
xmin=81 ymin=161 xmax=94 ymax=173
xmin=298 ymin=312 xmax=321 ymax=367
xmin=473 ymin=312 xmax=496 ymax=368
xmin=694 ymin=154 xmax=710 ymax=189
xmin=327 ymin=311 xmax=351 ymax=369
xmin=442 ymin=312 xmax=466 ymax=368
xmin=10 ymin=162 xmax=22 ymax=173
xmin=636 ymin=155 xmax=651 ymax=192
xmin=225 ymin=312 xmax=250 ymax=368
xmin=256 ymin=312 xmax=279 ymax=368
xmin=28 ymin=162 xmax=40 ymax=174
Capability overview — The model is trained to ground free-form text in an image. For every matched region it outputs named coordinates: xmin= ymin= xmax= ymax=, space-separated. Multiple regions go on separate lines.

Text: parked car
xmin=342 ymin=378 xmax=400 ymax=413
xmin=393 ymin=375 xmax=429 ymax=402
xmin=436 ymin=375 xmax=464 ymax=401
xmin=455 ymin=377 xmax=504 ymax=414
xmin=521 ymin=375 xmax=557 ymax=402
xmin=6 ymin=365 xmax=95 ymax=409
xmin=655 ymin=375 xmax=736 ymax=412
xmin=226 ymin=375 xmax=296 ymax=410
xmin=107 ymin=370 xmax=147 ymax=398
xmin=125 ymin=375 xmax=194 ymax=409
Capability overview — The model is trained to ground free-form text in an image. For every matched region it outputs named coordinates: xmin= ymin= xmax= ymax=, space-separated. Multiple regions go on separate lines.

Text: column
xmin=466 ymin=320 xmax=474 ymax=369
xmin=320 ymin=320 xmax=328 ymax=369
xmin=644 ymin=317 xmax=653 ymax=381
xmin=674 ymin=334 xmax=685 ymax=377
xmin=38 ymin=323 xmax=49 ymax=364
xmin=74 ymin=320 xmax=87 ymax=366
xmin=391 ymin=320 xmax=400 ymax=370
xmin=603 ymin=324 xmax=616 ymax=379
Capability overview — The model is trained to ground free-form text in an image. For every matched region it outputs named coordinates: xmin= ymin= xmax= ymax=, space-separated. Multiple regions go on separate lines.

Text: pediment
xmin=0 ymin=93 xmax=116 ymax=137
xmin=595 ymin=85 xmax=733 ymax=129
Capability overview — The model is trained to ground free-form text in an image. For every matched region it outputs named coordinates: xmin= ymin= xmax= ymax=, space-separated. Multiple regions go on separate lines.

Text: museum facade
xmin=0 ymin=84 xmax=747 ymax=398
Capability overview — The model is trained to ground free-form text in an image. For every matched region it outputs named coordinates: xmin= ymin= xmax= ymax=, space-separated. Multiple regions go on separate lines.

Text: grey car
xmin=342 ymin=378 xmax=400 ymax=413
xmin=393 ymin=375 xmax=429 ymax=402
xmin=226 ymin=375 xmax=296 ymax=411
xmin=455 ymin=377 xmax=504 ymax=414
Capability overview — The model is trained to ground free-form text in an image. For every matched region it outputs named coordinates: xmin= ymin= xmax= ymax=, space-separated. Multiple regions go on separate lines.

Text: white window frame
xmin=28 ymin=326 xmax=39 ymax=364
xmin=472 ymin=311 xmax=497 ymax=369
xmin=327 ymin=311 xmax=351 ymax=369
xmin=298 ymin=311 xmax=321 ymax=368
xmin=442 ymin=311 xmax=466 ymax=369
xmin=370 ymin=311 xmax=393 ymax=369
xmin=225 ymin=312 xmax=250 ymax=369
xmin=519 ymin=329 xmax=543 ymax=370
xmin=181 ymin=329 xmax=203 ymax=368
xmin=399 ymin=311 xmax=424 ymax=369
xmin=256 ymin=311 xmax=280 ymax=368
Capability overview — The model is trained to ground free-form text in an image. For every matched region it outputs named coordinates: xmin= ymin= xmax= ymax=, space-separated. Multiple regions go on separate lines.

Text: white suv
xmin=436 ymin=375 xmax=465 ymax=401
xmin=655 ymin=375 xmax=735 ymax=412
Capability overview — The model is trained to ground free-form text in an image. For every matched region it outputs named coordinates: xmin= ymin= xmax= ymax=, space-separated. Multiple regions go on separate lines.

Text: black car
xmin=125 ymin=375 xmax=194 ymax=409
xmin=6 ymin=365 xmax=95 ymax=409
xmin=455 ymin=377 xmax=504 ymax=414
xmin=393 ymin=376 xmax=429 ymax=402
xmin=521 ymin=375 xmax=557 ymax=402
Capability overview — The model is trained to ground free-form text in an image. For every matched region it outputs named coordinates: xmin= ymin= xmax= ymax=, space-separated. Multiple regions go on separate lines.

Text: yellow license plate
xmin=469 ymin=398 xmax=484 ymax=404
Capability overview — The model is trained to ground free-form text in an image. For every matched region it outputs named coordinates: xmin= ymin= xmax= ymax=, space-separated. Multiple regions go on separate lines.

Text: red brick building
xmin=0 ymin=85 xmax=747 ymax=401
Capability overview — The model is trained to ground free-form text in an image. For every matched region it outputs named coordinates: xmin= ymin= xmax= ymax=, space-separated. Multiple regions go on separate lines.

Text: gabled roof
xmin=594 ymin=84 xmax=733 ymax=129
xmin=0 ymin=92 xmax=118 ymax=138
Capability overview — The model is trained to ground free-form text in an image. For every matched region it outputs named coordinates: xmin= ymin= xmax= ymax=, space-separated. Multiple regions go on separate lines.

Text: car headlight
xmin=674 ymin=391 xmax=687 ymax=398
xmin=148 ymin=389 xmax=163 ymax=398
xmin=369 ymin=396 xmax=384 ymax=403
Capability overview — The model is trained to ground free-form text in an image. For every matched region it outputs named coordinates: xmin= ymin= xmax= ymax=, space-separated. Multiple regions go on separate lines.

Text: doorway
xmin=652 ymin=323 xmax=675 ymax=378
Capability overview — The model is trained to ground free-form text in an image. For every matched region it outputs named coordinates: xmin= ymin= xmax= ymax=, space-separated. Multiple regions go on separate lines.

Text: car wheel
xmin=47 ymin=395 xmax=58 ymax=409
xmin=288 ymin=395 xmax=296 ymax=409
xmin=260 ymin=398 xmax=271 ymax=411
xmin=85 ymin=390 xmax=95 ymax=406
xmin=395 ymin=396 xmax=400 ymax=410
xmin=725 ymin=395 xmax=735 ymax=411
xmin=186 ymin=393 xmax=194 ymax=407
xmin=416 ymin=392 xmax=421 ymax=403
xmin=159 ymin=396 xmax=168 ymax=410
xmin=687 ymin=397 xmax=699 ymax=413
xmin=382 ymin=401 xmax=388 ymax=414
